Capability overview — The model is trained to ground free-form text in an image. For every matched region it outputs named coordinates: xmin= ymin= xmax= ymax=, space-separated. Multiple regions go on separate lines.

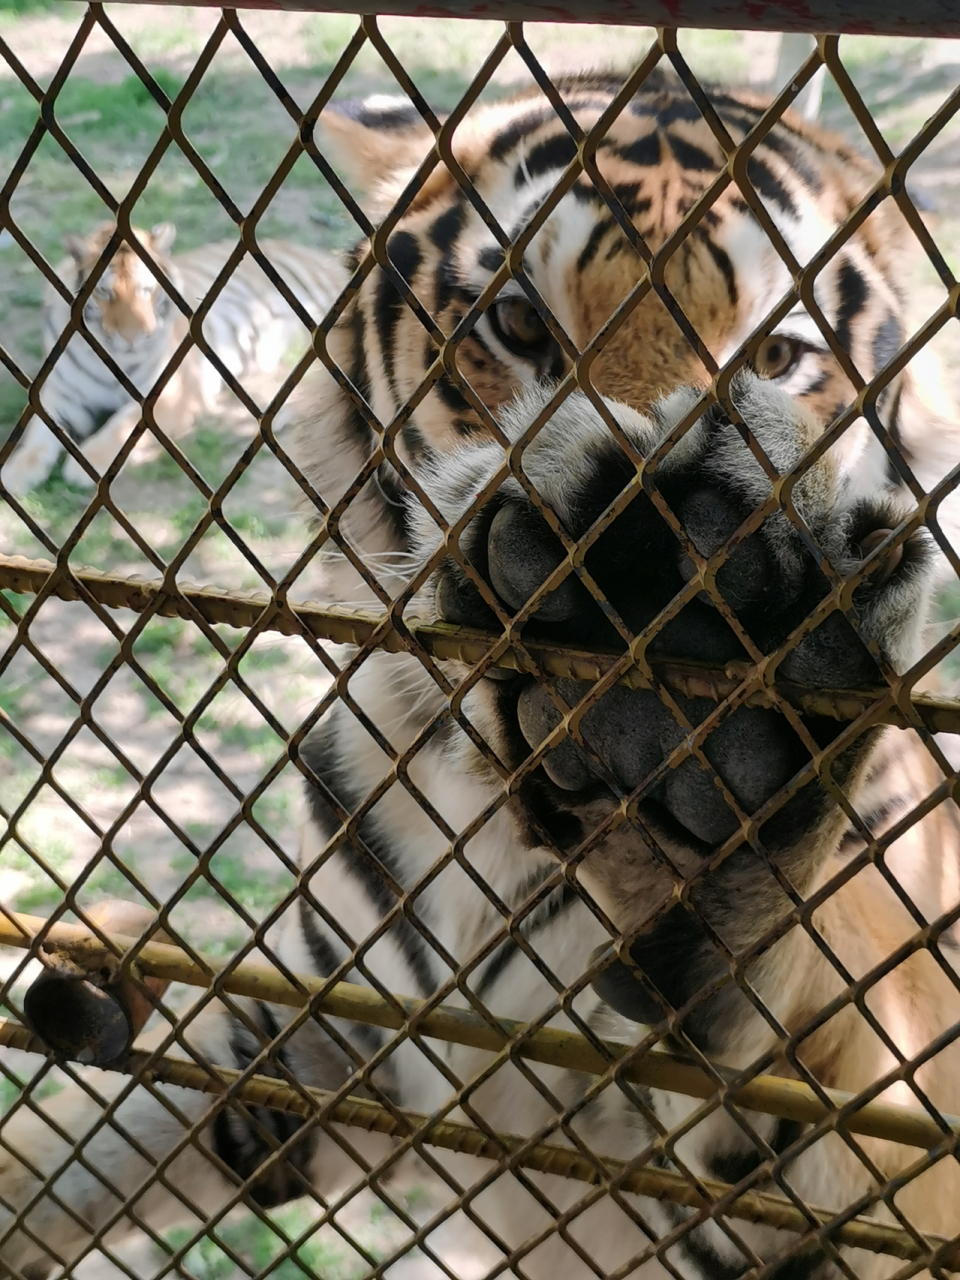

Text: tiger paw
xmin=425 ymin=374 xmax=931 ymax=848
xmin=0 ymin=419 xmax=63 ymax=496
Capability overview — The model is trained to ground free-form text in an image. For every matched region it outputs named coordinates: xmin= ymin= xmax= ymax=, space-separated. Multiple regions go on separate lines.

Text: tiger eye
xmin=753 ymin=334 xmax=803 ymax=380
xmin=491 ymin=298 xmax=552 ymax=358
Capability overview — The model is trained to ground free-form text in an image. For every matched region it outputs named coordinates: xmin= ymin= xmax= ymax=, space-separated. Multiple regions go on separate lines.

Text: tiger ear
xmin=148 ymin=222 xmax=177 ymax=255
xmin=319 ymin=95 xmax=437 ymax=194
xmin=63 ymin=232 xmax=92 ymax=265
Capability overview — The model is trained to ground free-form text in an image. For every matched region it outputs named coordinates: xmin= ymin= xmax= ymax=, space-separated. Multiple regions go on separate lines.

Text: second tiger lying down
xmin=0 ymin=221 xmax=345 ymax=494
xmin=3 ymin=69 xmax=960 ymax=1280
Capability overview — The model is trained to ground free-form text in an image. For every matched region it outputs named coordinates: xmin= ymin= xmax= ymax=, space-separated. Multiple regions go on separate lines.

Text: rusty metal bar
xmin=0 ymin=1018 xmax=953 ymax=1265
xmin=4 ymin=912 xmax=959 ymax=1155
xmin=52 ymin=0 xmax=960 ymax=39
xmin=2 ymin=553 xmax=956 ymax=733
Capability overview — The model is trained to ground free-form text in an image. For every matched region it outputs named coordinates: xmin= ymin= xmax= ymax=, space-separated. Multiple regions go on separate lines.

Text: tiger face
xmin=62 ymin=221 xmax=176 ymax=351
xmin=318 ymin=70 xmax=924 ymax=500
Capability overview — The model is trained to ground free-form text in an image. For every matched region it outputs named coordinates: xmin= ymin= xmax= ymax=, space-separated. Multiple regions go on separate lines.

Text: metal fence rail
xmin=6 ymin=552 xmax=960 ymax=730
xmin=5 ymin=912 xmax=960 ymax=1154
xmin=5 ymin=911 xmax=960 ymax=1267
xmin=3 ymin=5 xmax=960 ymax=1280
xmin=79 ymin=0 xmax=960 ymax=39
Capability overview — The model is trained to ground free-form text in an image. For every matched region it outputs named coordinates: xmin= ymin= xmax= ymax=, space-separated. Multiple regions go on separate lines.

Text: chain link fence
xmin=2 ymin=5 xmax=960 ymax=1279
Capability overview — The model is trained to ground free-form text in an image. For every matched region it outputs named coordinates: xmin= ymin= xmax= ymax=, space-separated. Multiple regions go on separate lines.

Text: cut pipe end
xmin=24 ymin=969 xmax=133 ymax=1065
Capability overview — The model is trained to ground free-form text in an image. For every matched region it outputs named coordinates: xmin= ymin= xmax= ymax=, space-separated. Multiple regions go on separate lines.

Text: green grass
xmin=1 ymin=67 xmax=184 ymax=138
xmin=0 ymin=1069 xmax=63 ymax=1116
xmin=162 ymin=1190 xmax=429 ymax=1280
xmin=0 ymin=0 xmax=63 ymax=13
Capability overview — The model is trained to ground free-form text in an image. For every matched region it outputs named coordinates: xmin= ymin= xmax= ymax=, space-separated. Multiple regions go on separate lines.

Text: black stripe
xmin=616 ymin=131 xmax=662 ymax=168
xmin=570 ymin=180 xmax=646 ymax=219
xmin=667 ymin=132 xmax=717 ymax=172
xmin=475 ymin=881 xmax=578 ymax=1000
xmin=705 ymin=94 xmax=766 ymax=128
xmin=453 ymin=417 xmax=481 ymax=436
xmin=746 ymin=155 xmax=797 ymax=216
xmin=478 ymin=245 xmax=503 ymax=274
xmin=577 ymin=218 xmax=614 ymax=272
xmin=388 ymin=230 xmax=422 ymax=285
xmin=766 ymin=1250 xmax=833 ymax=1280
xmin=299 ymin=720 xmax=438 ymax=998
xmin=435 ymin=257 xmax=462 ymax=312
xmin=298 ymin=896 xmax=385 ymax=1058
xmin=612 ymin=185 xmax=650 ymax=218
xmin=760 ymin=131 xmax=823 ymax=194
xmin=211 ymin=1004 xmax=314 ymax=1208
xmin=883 ymin=385 xmax=907 ymax=486
xmin=349 ymin=302 xmax=373 ymax=407
xmin=664 ymin=1119 xmax=812 ymax=1280
xmin=871 ymin=312 xmax=902 ymax=373
xmin=298 ymin=895 xmax=344 ymax=976
xmin=374 ymin=231 xmax=422 ymax=399
xmin=802 ymin=368 xmax=830 ymax=398
xmin=553 ymin=70 xmax=638 ymax=98
xmin=670 ymin=1232 xmax=750 ymax=1280
xmin=834 ymin=260 xmax=868 ymax=356
xmin=429 ymin=200 xmax=465 ymax=253
xmin=435 ymin=374 xmax=471 ymax=415
xmin=510 ymin=195 xmax=550 ymax=242
xmin=707 ymin=1117 xmax=803 ymax=1184
xmin=330 ymin=97 xmax=422 ymax=131
xmin=514 ymin=132 xmax=579 ymax=186
xmin=376 ymin=459 xmax=416 ymax=551
xmin=656 ymin=97 xmax=704 ymax=127
xmin=490 ymin=108 xmax=553 ymax=161
xmin=402 ymin=415 xmax=429 ymax=462
xmin=837 ymin=798 xmax=901 ymax=851
xmin=697 ymin=227 xmax=738 ymax=307
xmin=653 ymin=1150 xmax=751 ymax=1280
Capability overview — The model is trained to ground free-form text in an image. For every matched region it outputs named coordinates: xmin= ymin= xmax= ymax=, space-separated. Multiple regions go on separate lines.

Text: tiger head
xmin=302 ymin=71 xmax=953 ymax=554
xmin=63 ymin=221 xmax=177 ymax=350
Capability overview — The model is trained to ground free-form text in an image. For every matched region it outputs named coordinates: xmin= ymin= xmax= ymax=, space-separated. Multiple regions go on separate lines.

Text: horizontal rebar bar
xmin=56 ymin=0 xmax=960 ymax=40
xmin=2 ymin=913 xmax=958 ymax=1157
xmin=0 ymin=1017 xmax=951 ymax=1265
xmin=2 ymin=554 xmax=956 ymax=732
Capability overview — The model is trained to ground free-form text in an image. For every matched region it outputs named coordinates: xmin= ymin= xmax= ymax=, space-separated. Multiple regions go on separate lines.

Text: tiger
xmin=0 ymin=220 xmax=346 ymax=495
xmin=4 ymin=67 xmax=960 ymax=1280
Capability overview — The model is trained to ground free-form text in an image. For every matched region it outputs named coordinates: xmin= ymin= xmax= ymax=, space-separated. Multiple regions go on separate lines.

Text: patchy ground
xmin=1 ymin=6 xmax=960 ymax=1277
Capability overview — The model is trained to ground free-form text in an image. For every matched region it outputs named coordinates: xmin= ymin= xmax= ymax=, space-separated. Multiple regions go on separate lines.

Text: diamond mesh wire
xmin=2 ymin=8 xmax=960 ymax=1280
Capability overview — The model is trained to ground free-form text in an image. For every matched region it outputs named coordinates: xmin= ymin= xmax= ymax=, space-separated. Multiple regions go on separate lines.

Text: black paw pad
xmin=779 ymin=611 xmax=882 ymax=688
xmin=487 ymin=502 xmax=585 ymax=621
xmin=660 ymin=699 xmax=804 ymax=844
xmin=517 ymin=679 xmax=669 ymax=792
xmin=590 ymin=943 xmax=667 ymax=1026
xmin=516 ymin=682 xmax=803 ymax=837
xmin=434 ymin=568 xmax=499 ymax=629
xmin=677 ymin=488 xmax=771 ymax=610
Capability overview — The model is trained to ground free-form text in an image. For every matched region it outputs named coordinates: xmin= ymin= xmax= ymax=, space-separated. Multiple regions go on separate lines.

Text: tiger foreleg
xmin=415 ymin=374 xmax=933 ymax=1061
xmin=60 ymin=402 xmax=143 ymax=487
xmin=60 ymin=366 xmax=205 ymax=486
xmin=0 ymin=415 xmax=66 ymax=497
xmin=405 ymin=373 xmax=960 ymax=1252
